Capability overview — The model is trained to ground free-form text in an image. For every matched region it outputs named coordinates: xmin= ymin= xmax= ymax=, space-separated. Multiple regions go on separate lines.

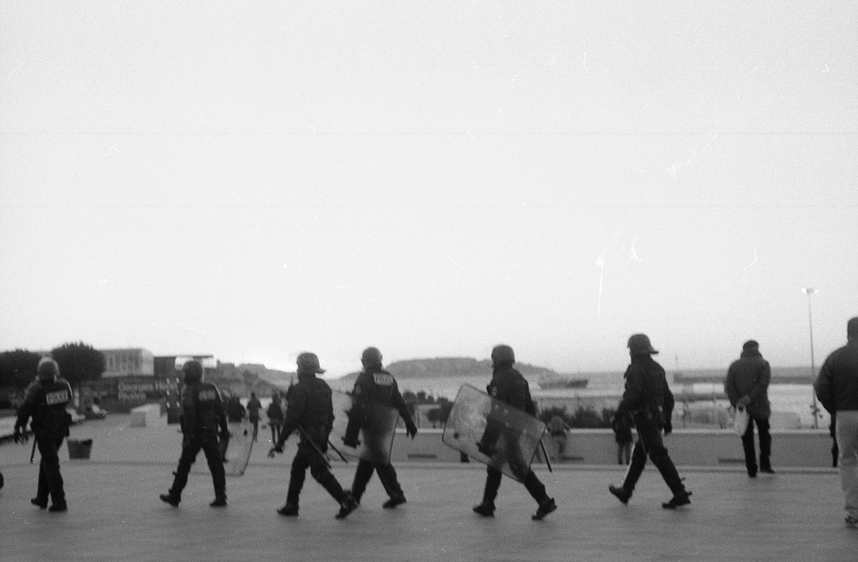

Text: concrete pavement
xmin=1 ymin=414 xmax=856 ymax=562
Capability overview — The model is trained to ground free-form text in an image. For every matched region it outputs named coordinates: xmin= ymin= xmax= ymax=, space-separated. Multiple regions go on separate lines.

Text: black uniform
xmin=346 ymin=365 xmax=417 ymax=507
xmin=15 ymin=377 xmax=73 ymax=510
xmin=474 ymin=363 xmax=555 ymax=518
xmin=274 ymin=372 xmax=355 ymax=516
xmin=163 ymin=380 xmax=228 ymax=506
xmin=611 ymin=354 xmax=689 ymax=506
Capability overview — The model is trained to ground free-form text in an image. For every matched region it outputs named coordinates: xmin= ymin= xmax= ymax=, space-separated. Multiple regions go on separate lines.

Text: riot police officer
xmin=472 ymin=345 xmax=557 ymax=520
xmin=160 ymin=360 xmax=229 ymax=507
xmin=14 ymin=357 xmax=73 ymax=512
xmin=269 ymin=352 xmax=358 ymax=519
xmin=608 ymin=334 xmax=692 ymax=509
xmin=344 ymin=347 xmax=418 ymax=509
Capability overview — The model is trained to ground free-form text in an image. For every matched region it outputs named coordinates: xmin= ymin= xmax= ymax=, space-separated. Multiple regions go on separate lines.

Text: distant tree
xmin=436 ymin=398 xmax=453 ymax=424
xmin=569 ymin=406 xmax=610 ymax=429
xmin=50 ymin=342 xmax=105 ymax=388
xmin=0 ymin=349 xmax=43 ymax=389
xmin=425 ymin=408 xmax=442 ymax=428
xmin=537 ymin=406 xmax=572 ymax=427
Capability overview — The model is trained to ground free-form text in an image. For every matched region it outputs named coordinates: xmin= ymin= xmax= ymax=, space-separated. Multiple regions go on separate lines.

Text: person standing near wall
xmin=814 ymin=317 xmax=858 ymax=527
xmin=267 ymin=392 xmax=284 ymax=444
xmin=612 ymin=414 xmax=633 ymax=465
xmin=724 ymin=340 xmax=774 ymax=477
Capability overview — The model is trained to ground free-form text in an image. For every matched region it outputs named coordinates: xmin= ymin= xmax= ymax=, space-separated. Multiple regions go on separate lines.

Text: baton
xmin=327 ymin=439 xmax=349 ymax=464
xmin=296 ymin=425 xmax=333 ymax=470
xmin=30 ymin=435 xmax=38 ymax=464
xmin=539 ymin=439 xmax=553 ymax=473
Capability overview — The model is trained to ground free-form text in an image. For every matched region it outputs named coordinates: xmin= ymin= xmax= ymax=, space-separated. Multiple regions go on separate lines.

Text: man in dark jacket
xmin=814 ymin=317 xmax=858 ymax=526
xmin=269 ymin=352 xmax=357 ymax=519
xmin=725 ymin=340 xmax=774 ymax=477
xmin=472 ymin=344 xmax=557 ymax=520
xmin=344 ymin=347 xmax=418 ymax=509
xmin=609 ymin=334 xmax=691 ymax=509
xmin=14 ymin=358 xmax=73 ymax=512
xmin=160 ymin=360 xmax=229 ymax=508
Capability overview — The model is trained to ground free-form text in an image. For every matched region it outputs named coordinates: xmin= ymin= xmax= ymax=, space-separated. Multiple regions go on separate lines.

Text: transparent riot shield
xmin=331 ymin=390 xmax=400 ymax=465
xmin=221 ymin=421 xmax=254 ymax=476
xmin=442 ymin=384 xmax=547 ymax=482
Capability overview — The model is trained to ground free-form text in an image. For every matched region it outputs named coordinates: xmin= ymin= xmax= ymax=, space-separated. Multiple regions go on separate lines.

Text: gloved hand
xmin=737 ymin=396 xmax=751 ymax=408
xmin=268 ymin=443 xmax=284 ymax=458
xmin=405 ymin=421 xmax=418 ymax=439
xmin=13 ymin=426 xmax=26 ymax=444
xmin=663 ymin=420 xmax=673 ymax=436
xmin=342 ymin=435 xmax=360 ymax=448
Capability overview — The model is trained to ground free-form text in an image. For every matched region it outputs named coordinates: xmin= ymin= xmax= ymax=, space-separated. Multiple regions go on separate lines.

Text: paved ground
xmin=1 ymin=415 xmax=856 ymax=562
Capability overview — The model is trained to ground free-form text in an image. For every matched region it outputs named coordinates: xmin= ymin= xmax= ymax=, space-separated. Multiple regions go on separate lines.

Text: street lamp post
xmin=801 ymin=287 xmax=819 ymax=429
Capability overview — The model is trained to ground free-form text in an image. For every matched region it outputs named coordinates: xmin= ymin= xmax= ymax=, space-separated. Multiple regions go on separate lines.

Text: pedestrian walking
xmin=814 ymin=317 xmax=858 ymax=527
xmin=608 ymin=334 xmax=691 ymax=509
xmin=343 ymin=347 xmax=418 ymax=509
xmin=268 ymin=352 xmax=357 ymax=519
xmin=226 ymin=394 xmax=245 ymax=423
xmin=472 ymin=345 xmax=557 ymax=520
xmin=724 ymin=340 xmax=775 ymax=477
xmin=247 ymin=392 xmax=262 ymax=442
xmin=267 ymin=393 xmax=284 ymax=444
xmin=13 ymin=358 xmax=73 ymax=512
xmin=159 ymin=360 xmax=229 ymax=508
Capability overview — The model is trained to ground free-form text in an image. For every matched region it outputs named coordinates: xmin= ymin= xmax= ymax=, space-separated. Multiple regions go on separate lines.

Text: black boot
xmin=472 ymin=501 xmax=495 ymax=517
xmin=336 ymin=492 xmax=358 ymax=519
xmin=210 ymin=493 xmax=227 ymax=507
xmin=609 ymin=485 xmax=632 ymax=505
xmin=383 ymin=494 xmax=407 ymax=509
xmin=160 ymin=492 xmax=180 ymax=507
xmin=277 ymin=503 xmax=299 ymax=516
xmin=532 ymin=497 xmax=557 ymax=520
xmin=661 ymin=490 xmax=692 ymax=509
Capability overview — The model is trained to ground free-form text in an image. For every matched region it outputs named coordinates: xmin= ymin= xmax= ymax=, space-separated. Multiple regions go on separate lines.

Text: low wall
xmin=389 ymin=428 xmax=836 ymax=468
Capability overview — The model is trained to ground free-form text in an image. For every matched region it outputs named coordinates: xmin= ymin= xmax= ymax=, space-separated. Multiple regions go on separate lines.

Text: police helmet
xmin=627 ymin=334 xmax=659 ymax=355
xmin=296 ymin=352 xmax=326 ymax=375
xmin=37 ymin=357 xmax=60 ymax=383
xmin=491 ymin=344 xmax=515 ymax=366
xmin=182 ymin=360 xmax=204 ymax=384
xmin=360 ymin=347 xmax=383 ymax=368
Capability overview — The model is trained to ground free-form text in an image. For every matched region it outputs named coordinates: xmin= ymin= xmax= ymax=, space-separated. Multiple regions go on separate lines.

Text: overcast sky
xmin=1 ymin=1 xmax=856 ymax=377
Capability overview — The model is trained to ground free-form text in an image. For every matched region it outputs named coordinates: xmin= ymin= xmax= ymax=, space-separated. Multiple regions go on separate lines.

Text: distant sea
xmin=324 ymin=372 xmax=826 ymax=429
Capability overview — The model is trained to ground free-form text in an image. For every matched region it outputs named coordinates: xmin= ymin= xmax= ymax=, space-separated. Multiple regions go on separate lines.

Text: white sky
xmin=1 ymin=1 xmax=856 ymax=377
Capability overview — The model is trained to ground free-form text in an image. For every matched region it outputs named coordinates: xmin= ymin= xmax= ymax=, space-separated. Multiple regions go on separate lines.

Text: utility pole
xmin=801 ymin=288 xmax=819 ymax=429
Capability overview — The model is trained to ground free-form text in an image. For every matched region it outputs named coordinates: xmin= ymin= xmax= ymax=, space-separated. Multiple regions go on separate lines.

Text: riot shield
xmin=330 ymin=390 xmax=400 ymax=465
xmin=222 ymin=421 xmax=254 ymax=476
xmin=442 ymin=384 xmax=547 ymax=482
